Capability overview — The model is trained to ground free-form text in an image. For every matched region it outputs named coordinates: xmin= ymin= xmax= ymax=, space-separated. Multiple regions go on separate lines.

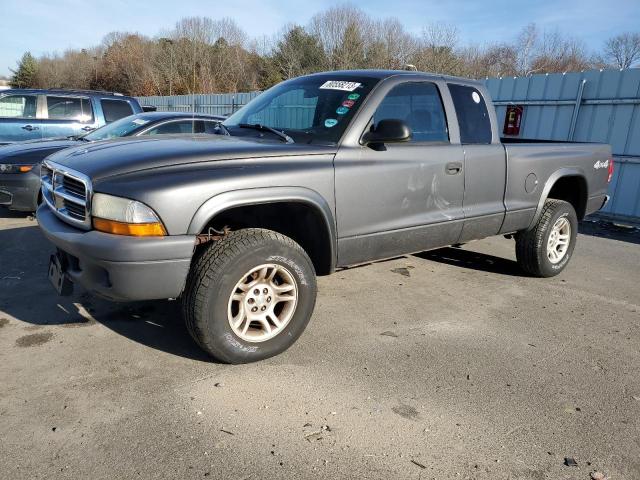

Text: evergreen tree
xmin=10 ymin=52 xmax=38 ymax=88
xmin=272 ymin=26 xmax=326 ymax=80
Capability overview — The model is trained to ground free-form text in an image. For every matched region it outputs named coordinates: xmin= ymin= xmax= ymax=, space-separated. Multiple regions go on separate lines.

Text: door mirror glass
xmin=362 ymin=119 xmax=412 ymax=145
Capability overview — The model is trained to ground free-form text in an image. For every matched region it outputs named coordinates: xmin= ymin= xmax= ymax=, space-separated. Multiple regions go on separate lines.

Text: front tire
xmin=182 ymin=228 xmax=317 ymax=363
xmin=515 ymin=199 xmax=578 ymax=277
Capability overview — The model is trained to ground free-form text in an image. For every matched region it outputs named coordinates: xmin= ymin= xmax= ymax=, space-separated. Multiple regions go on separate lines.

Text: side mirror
xmin=362 ymin=119 xmax=412 ymax=146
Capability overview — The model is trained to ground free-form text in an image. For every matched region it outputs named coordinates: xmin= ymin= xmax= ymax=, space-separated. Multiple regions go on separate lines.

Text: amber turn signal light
xmin=93 ymin=217 xmax=167 ymax=236
xmin=19 ymin=165 xmax=34 ymax=173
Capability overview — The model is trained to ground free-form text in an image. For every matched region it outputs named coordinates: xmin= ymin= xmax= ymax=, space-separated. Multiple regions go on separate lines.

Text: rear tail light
xmin=607 ymin=158 xmax=614 ymax=183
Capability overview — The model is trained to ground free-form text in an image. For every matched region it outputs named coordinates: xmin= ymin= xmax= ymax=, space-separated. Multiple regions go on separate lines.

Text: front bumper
xmin=0 ymin=170 xmax=40 ymax=211
xmin=37 ymin=205 xmax=197 ymax=301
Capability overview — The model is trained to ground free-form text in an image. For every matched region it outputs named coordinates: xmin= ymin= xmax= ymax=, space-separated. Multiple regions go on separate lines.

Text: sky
xmin=1 ymin=0 xmax=639 ymax=77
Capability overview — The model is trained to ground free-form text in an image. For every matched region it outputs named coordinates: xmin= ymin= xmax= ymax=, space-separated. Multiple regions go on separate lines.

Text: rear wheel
xmin=515 ymin=199 xmax=578 ymax=277
xmin=182 ymin=228 xmax=317 ymax=363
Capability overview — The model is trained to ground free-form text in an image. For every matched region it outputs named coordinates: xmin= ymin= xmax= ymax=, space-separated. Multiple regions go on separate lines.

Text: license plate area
xmin=48 ymin=253 xmax=73 ymax=296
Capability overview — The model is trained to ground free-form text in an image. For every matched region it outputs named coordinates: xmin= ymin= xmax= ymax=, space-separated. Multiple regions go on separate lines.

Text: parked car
xmin=37 ymin=70 xmax=613 ymax=363
xmin=0 ymin=112 xmax=225 ymax=211
xmin=0 ymin=89 xmax=144 ymax=145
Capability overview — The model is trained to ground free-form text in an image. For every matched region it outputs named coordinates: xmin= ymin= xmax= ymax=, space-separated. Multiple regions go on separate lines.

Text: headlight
xmin=91 ymin=193 xmax=166 ymax=236
xmin=0 ymin=164 xmax=34 ymax=173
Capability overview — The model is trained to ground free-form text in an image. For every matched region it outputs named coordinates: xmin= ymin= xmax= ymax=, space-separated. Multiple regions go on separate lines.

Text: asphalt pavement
xmin=1 ymin=211 xmax=638 ymax=480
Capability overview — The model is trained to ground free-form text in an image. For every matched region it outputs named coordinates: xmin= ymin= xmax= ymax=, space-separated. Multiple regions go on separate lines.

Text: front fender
xmin=187 ymin=186 xmax=337 ymax=270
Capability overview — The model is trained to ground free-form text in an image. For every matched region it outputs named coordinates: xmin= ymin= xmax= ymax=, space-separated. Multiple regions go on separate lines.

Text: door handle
xmin=446 ymin=162 xmax=463 ymax=175
xmin=81 ymin=126 xmax=96 ymax=132
xmin=21 ymin=125 xmax=39 ymax=131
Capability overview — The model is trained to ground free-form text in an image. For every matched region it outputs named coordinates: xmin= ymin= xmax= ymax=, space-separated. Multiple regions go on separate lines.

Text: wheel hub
xmin=547 ymin=217 xmax=571 ymax=264
xmin=245 ymin=284 xmax=273 ymax=314
xmin=227 ymin=263 xmax=298 ymax=343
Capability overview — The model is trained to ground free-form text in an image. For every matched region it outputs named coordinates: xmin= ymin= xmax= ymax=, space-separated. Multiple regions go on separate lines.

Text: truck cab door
xmin=334 ymin=79 xmax=465 ymax=266
xmin=446 ymin=83 xmax=507 ymax=242
xmin=0 ymin=93 xmax=43 ymax=143
xmin=41 ymin=95 xmax=98 ymax=139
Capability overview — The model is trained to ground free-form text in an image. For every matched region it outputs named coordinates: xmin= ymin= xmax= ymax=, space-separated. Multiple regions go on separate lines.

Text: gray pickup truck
xmin=36 ymin=70 xmax=613 ymax=363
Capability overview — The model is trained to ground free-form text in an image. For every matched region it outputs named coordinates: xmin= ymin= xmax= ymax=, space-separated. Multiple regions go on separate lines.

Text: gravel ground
xmin=0 ymin=212 xmax=638 ymax=480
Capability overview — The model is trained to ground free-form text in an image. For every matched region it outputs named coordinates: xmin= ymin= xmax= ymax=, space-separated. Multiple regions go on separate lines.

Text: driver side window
xmin=374 ymin=82 xmax=449 ymax=143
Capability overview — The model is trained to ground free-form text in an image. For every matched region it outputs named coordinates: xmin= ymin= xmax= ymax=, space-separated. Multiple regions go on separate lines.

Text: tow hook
xmin=195 ymin=226 xmax=230 ymax=245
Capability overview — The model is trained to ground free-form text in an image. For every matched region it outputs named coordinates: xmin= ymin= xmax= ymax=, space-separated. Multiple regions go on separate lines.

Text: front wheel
xmin=515 ymin=199 xmax=578 ymax=277
xmin=182 ymin=228 xmax=317 ymax=363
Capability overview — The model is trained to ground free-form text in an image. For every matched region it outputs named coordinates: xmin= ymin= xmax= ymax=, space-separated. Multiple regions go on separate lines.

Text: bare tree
xmin=167 ymin=17 xmax=254 ymax=94
xmin=413 ymin=23 xmax=461 ymax=75
xmin=604 ymin=32 xmax=640 ymax=69
xmin=7 ymin=9 xmax=622 ymax=96
xmin=459 ymin=43 xmax=518 ymax=78
xmin=531 ymin=29 xmax=591 ymax=74
xmin=308 ymin=5 xmax=370 ymax=69
xmin=366 ymin=18 xmax=417 ymax=69
xmin=512 ymin=24 xmax=592 ymax=76
xmin=96 ymin=33 xmax=158 ymax=95
xmin=515 ymin=23 xmax=539 ymax=76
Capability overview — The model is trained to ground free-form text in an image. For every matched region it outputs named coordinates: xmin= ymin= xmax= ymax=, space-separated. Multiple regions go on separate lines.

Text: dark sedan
xmin=0 ymin=112 xmax=225 ymax=212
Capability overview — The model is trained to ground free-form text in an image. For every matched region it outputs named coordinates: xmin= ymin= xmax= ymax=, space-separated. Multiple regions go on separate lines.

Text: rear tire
xmin=515 ymin=199 xmax=578 ymax=277
xmin=182 ymin=228 xmax=317 ymax=363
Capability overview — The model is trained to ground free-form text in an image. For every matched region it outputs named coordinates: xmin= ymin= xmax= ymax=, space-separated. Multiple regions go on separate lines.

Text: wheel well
xmin=201 ymin=202 xmax=334 ymax=275
xmin=546 ymin=175 xmax=587 ymax=220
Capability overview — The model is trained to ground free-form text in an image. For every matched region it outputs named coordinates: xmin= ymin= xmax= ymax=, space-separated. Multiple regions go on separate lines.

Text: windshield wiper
xmin=67 ymin=135 xmax=90 ymax=142
xmin=216 ymin=122 xmax=231 ymax=136
xmin=238 ymin=123 xmax=294 ymax=144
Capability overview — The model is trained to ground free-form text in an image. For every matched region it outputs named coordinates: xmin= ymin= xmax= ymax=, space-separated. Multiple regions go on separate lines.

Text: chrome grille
xmin=62 ymin=176 xmax=86 ymax=199
xmin=41 ymin=164 xmax=53 ymax=180
xmin=41 ymin=160 xmax=92 ymax=229
xmin=63 ymin=200 xmax=86 ymax=220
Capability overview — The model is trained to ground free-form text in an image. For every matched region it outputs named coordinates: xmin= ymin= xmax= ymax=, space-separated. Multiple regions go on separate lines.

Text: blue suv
xmin=0 ymin=89 xmax=143 ymax=144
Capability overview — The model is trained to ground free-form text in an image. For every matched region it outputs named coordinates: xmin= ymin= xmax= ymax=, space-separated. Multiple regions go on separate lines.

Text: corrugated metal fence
xmin=138 ymin=92 xmax=260 ymax=117
xmin=486 ymin=69 xmax=640 ymax=224
xmin=138 ymin=69 xmax=640 ymax=224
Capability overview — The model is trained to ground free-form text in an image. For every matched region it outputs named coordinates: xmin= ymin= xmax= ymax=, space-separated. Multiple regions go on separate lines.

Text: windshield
xmin=83 ymin=115 xmax=151 ymax=141
xmin=223 ymin=75 xmax=380 ymax=145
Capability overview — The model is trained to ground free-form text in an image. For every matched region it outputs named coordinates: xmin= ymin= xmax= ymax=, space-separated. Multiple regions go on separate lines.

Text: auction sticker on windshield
xmin=320 ymin=81 xmax=362 ymax=91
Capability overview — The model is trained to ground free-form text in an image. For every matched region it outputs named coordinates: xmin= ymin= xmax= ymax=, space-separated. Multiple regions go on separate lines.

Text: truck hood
xmin=45 ymin=135 xmax=338 ymax=181
xmin=0 ymin=138 xmax=79 ymax=163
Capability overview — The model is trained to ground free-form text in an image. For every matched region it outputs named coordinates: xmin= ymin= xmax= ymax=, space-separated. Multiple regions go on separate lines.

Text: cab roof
xmin=299 ymin=69 xmax=484 ymax=87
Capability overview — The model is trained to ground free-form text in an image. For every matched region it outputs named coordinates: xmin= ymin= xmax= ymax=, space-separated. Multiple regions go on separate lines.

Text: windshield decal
xmin=132 ymin=119 xmax=150 ymax=125
xmin=347 ymin=93 xmax=361 ymax=100
xmin=336 ymin=106 xmax=349 ymax=115
xmin=320 ymin=81 xmax=362 ymax=92
xmin=342 ymin=100 xmax=356 ymax=108
xmin=324 ymin=118 xmax=338 ymax=128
